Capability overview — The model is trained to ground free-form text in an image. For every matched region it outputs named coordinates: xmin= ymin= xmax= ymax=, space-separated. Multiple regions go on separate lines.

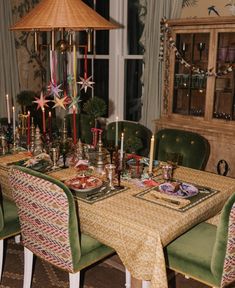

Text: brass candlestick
xmin=96 ymin=131 xmax=105 ymax=172
xmin=30 ymin=117 xmax=35 ymax=153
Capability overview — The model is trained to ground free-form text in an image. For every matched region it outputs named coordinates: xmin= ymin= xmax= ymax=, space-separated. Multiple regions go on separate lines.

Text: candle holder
xmin=1 ymin=136 xmax=7 ymax=155
xmin=96 ymin=131 xmax=106 ymax=173
xmin=30 ymin=118 xmax=35 ymax=153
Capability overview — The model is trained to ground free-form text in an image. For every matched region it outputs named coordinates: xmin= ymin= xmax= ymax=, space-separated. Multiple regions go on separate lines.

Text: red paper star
xmin=33 ymin=92 xmax=50 ymax=110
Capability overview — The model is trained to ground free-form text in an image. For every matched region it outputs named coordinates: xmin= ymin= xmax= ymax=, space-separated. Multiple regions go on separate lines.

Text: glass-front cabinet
xmin=156 ymin=17 xmax=235 ymax=177
xmin=173 ymin=33 xmax=209 ymax=116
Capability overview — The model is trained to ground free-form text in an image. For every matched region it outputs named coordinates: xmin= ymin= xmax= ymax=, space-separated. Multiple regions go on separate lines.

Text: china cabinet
xmin=156 ymin=17 xmax=235 ymax=176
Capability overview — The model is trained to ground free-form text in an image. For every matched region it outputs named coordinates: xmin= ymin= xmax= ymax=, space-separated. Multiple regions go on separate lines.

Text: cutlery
xmin=150 ymin=193 xmax=181 ymax=205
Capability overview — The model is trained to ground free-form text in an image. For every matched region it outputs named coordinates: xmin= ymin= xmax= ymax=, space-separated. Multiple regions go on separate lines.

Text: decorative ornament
xmin=47 ymin=81 xmax=63 ymax=97
xmin=77 ymin=75 xmax=95 ymax=92
xmin=159 ymin=18 xmax=233 ymax=77
xmin=52 ymin=95 xmax=70 ymax=110
xmin=68 ymin=96 xmax=82 ymax=110
xmin=33 ymin=92 xmax=50 ymax=110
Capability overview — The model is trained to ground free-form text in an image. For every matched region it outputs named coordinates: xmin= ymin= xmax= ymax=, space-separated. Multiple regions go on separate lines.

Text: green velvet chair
xmin=66 ymin=113 xmax=95 ymax=145
xmin=155 ymin=128 xmax=210 ymax=170
xmin=9 ymin=166 xmax=114 ymax=288
xmin=106 ymin=121 xmax=152 ymax=157
xmin=0 ymin=195 xmax=20 ymax=282
xmin=165 ymin=193 xmax=235 ymax=288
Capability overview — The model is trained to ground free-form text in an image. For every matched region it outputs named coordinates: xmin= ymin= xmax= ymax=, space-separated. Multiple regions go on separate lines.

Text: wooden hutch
xmin=156 ymin=17 xmax=235 ymax=177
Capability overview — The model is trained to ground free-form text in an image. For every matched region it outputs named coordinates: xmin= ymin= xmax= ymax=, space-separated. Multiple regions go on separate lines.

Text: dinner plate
xmin=158 ymin=182 xmax=198 ymax=198
xmin=65 ymin=175 xmax=103 ymax=193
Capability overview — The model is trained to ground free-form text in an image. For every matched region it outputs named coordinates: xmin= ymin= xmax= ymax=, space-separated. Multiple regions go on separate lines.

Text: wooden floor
xmin=0 ymin=239 xmax=210 ymax=288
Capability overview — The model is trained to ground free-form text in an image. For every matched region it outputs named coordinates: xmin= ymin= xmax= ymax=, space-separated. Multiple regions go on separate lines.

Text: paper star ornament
xmin=77 ymin=75 xmax=95 ymax=92
xmin=47 ymin=81 xmax=63 ymax=97
xmin=52 ymin=95 xmax=70 ymax=110
xmin=33 ymin=92 xmax=50 ymax=110
xmin=68 ymin=96 xmax=82 ymax=110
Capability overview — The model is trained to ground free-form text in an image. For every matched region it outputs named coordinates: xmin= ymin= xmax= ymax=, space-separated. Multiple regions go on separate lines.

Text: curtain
xmin=0 ymin=0 xmax=20 ymax=118
xmin=139 ymin=0 xmax=183 ymax=131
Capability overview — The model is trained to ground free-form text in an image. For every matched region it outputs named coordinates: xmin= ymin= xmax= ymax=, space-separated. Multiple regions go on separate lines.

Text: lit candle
xmin=115 ymin=116 xmax=119 ymax=147
xmin=12 ymin=106 xmax=16 ymax=137
xmin=48 ymin=111 xmax=52 ymax=139
xmin=73 ymin=105 xmax=77 ymax=145
xmin=42 ymin=108 xmax=46 ymax=134
xmin=6 ymin=94 xmax=10 ymax=124
xmin=120 ymin=132 xmax=124 ymax=160
xmin=149 ymin=135 xmax=155 ymax=174
xmin=27 ymin=111 xmax=30 ymax=146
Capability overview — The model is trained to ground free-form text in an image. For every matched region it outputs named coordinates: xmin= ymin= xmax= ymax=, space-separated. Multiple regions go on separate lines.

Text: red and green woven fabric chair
xmin=9 ymin=166 xmax=114 ymax=288
xmin=0 ymin=194 xmax=20 ymax=282
xmin=165 ymin=193 xmax=235 ymax=288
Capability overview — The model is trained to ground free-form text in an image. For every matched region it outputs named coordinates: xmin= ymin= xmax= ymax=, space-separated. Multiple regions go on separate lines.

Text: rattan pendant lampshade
xmin=10 ymin=0 xmax=118 ymax=31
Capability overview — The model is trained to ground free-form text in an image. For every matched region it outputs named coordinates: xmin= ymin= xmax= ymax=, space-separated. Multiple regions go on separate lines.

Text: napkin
xmin=144 ymin=190 xmax=191 ymax=209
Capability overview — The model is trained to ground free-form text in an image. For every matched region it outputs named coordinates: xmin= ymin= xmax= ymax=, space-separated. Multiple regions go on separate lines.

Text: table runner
xmin=1 ymin=155 xmax=235 ymax=287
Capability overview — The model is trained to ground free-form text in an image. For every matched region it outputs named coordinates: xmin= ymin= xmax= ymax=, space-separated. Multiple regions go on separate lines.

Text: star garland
xmin=159 ymin=17 xmax=233 ymax=77
xmin=47 ymin=81 xmax=63 ymax=97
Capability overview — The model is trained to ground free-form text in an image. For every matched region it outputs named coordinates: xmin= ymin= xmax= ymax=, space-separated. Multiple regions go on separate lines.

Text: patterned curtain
xmin=139 ymin=0 xmax=183 ymax=131
xmin=0 ymin=0 xmax=20 ymax=118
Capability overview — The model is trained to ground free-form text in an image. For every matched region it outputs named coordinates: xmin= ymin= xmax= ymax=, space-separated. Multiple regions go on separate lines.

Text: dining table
xmin=1 ymin=151 xmax=235 ymax=288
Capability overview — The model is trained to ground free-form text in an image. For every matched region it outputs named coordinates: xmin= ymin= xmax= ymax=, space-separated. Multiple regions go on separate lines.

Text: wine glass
xmin=106 ymin=140 xmax=116 ymax=164
xmin=105 ymin=164 xmax=116 ymax=190
xmin=50 ymin=147 xmax=60 ymax=170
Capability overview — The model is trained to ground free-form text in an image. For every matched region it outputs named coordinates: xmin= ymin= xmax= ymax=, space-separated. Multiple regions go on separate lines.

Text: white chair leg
xmin=142 ymin=280 xmax=150 ymax=288
xmin=0 ymin=239 xmax=3 ymax=282
xmin=69 ymin=271 xmax=80 ymax=288
xmin=23 ymin=247 xmax=33 ymax=288
xmin=14 ymin=235 xmax=21 ymax=244
xmin=125 ymin=268 xmax=131 ymax=288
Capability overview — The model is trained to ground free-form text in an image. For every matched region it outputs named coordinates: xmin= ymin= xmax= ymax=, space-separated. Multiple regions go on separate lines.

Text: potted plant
xmin=16 ymin=90 xmax=37 ymax=113
xmin=83 ymin=96 xmax=107 ymax=128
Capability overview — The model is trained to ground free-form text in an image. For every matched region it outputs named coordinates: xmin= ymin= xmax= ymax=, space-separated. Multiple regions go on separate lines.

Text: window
xmin=78 ymin=0 xmax=144 ymax=121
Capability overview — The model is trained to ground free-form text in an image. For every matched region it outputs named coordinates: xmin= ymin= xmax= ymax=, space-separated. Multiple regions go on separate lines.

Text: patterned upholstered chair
xmin=165 ymin=193 xmax=235 ymax=288
xmin=0 ymin=195 xmax=20 ymax=282
xmin=9 ymin=166 xmax=114 ymax=288
xmin=155 ymin=128 xmax=210 ymax=170
xmin=106 ymin=121 xmax=152 ymax=157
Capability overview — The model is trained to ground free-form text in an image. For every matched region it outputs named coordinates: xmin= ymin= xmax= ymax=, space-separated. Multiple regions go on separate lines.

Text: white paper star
xmin=77 ymin=75 xmax=95 ymax=93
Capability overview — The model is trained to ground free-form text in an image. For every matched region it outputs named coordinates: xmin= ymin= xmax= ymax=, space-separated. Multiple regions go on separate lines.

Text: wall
xmin=181 ymin=0 xmax=235 ymax=18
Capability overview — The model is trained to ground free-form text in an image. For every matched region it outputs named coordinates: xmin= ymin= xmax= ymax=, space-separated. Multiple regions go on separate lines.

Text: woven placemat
xmin=134 ymin=180 xmax=219 ymax=212
xmin=72 ymin=183 xmax=129 ymax=204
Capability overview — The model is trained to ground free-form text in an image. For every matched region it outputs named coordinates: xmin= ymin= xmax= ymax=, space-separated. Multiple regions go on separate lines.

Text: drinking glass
xmin=105 ymin=164 xmax=116 ymax=190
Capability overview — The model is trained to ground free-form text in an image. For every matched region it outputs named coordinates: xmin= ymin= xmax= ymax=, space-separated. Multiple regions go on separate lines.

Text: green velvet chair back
xmin=155 ymin=128 xmax=210 ymax=170
xmin=9 ymin=166 xmax=81 ymax=273
xmin=66 ymin=113 xmax=95 ymax=145
xmin=106 ymin=121 xmax=152 ymax=157
xmin=211 ymin=193 xmax=235 ymax=287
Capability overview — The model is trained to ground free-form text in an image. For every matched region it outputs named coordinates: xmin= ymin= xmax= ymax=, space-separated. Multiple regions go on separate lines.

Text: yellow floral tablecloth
xmin=1 ymin=154 xmax=235 ymax=288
